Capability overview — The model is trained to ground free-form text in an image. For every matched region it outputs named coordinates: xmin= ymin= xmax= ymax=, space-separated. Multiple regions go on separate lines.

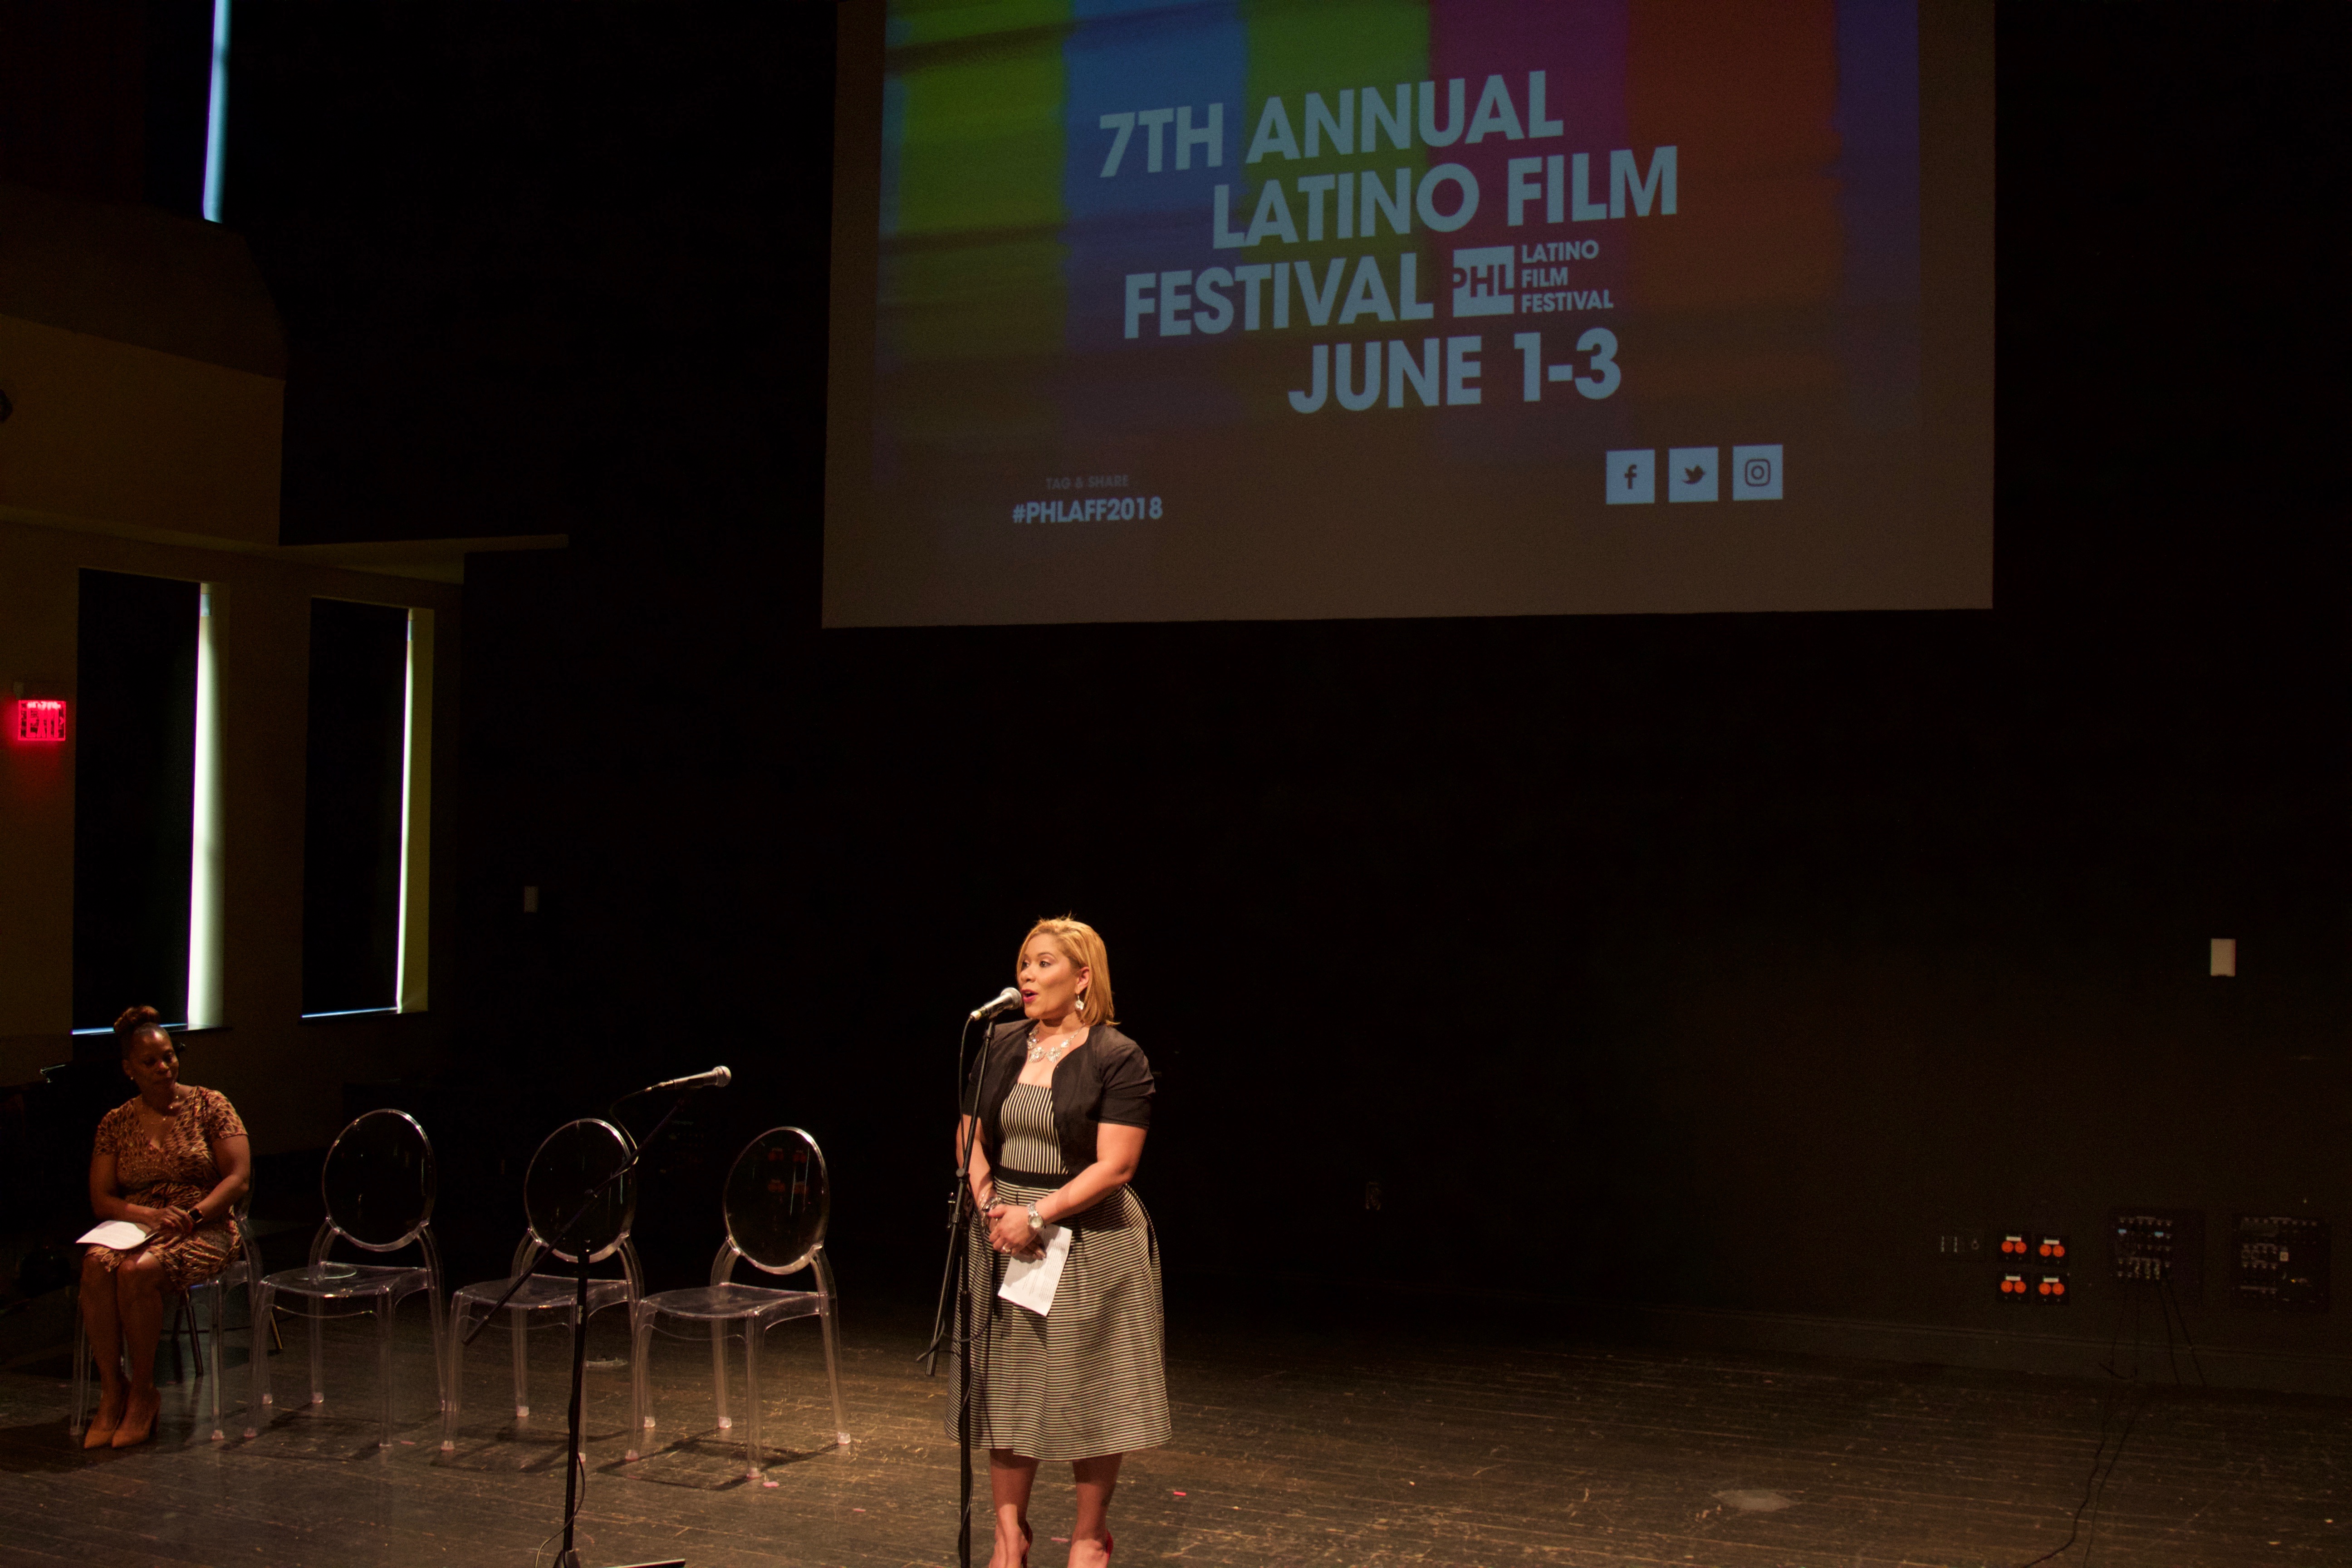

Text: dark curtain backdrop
xmin=219 ymin=3 xmax=2350 ymax=1342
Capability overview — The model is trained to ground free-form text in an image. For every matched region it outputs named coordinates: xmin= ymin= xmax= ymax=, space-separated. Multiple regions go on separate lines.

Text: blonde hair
xmin=1018 ymin=915 xmax=1116 ymax=1025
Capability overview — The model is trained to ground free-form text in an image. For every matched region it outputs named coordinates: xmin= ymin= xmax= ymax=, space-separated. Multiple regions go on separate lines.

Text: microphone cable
xmin=2019 ymin=1280 xmax=2161 ymax=1567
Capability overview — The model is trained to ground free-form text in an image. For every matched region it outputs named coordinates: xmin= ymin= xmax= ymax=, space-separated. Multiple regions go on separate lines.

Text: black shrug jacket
xmin=965 ymin=1019 xmax=1154 ymax=1178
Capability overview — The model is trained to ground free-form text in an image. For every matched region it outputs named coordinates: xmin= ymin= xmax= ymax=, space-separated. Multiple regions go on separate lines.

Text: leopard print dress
xmin=87 ymin=1086 xmax=247 ymax=1290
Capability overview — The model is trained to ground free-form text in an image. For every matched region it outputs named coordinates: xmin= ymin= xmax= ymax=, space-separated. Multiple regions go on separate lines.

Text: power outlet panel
xmin=2110 ymin=1208 xmax=2205 ymax=1299
xmin=2231 ymin=1215 xmax=2330 ymax=1313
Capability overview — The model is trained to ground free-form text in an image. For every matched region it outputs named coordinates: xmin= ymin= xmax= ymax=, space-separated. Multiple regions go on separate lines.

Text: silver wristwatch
xmin=1024 ymin=1202 xmax=1044 ymax=1233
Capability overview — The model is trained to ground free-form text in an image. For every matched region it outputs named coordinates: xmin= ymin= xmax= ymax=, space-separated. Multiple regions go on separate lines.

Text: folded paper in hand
xmin=997 ymin=1224 xmax=1073 ymax=1315
xmin=78 ymin=1220 xmax=152 ymax=1250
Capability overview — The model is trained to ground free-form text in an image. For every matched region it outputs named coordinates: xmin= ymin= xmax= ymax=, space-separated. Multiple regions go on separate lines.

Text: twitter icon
xmin=1667 ymin=447 xmax=1720 ymax=503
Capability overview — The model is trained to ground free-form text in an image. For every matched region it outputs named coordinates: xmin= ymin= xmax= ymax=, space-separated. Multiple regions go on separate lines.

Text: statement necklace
xmin=1026 ymin=1028 xmax=1078 ymax=1067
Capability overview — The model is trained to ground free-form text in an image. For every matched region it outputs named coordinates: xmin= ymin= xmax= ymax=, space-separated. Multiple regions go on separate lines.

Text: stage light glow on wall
xmin=826 ymin=0 xmax=1994 ymax=628
xmin=187 ymin=586 xmax=226 ymax=1031
xmin=14 ymin=699 xmax=66 ymax=744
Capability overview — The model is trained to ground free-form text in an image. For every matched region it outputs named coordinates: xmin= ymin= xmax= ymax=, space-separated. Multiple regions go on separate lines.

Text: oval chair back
xmin=525 ymin=1117 xmax=638 ymax=1264
xmin=716 ymin=1125 xmax=830 ymax=1283
xmin=316 ymin=1107 xmax=438 ymax=1263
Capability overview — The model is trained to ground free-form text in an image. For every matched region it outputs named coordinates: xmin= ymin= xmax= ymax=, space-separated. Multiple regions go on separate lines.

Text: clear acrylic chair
xmin=69 ymin=1197 xmax=265 ymax=1444
xmin=443 ymin=1118 xmax=645 ymax=1452
xmin=250 ymin=1108 xmax=447 ymax=1446
xmin=626 ymin=1127 xmax=848 ymax=1478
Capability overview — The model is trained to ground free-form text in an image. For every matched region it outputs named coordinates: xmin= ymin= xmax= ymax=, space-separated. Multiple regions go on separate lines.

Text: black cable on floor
xmin=2019 ymin=1283 xmax=2146 ymax=1567
xmin=2159 ymin=1276 xmax=2208 ymax=1389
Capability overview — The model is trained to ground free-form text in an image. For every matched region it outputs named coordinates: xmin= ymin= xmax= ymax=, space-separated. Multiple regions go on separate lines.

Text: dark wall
xmin=72 ymin=570 xmax=199 ymax=1031
xmin=300 ymin=599 xmax=409 ymax=1016
xmin=221 ymin=3 xmax=2349 ymax=1359
xmin=0 ymin=0 xmax=213 ymax=213
xmin=0 ymin=0 xmax=147 ymax=204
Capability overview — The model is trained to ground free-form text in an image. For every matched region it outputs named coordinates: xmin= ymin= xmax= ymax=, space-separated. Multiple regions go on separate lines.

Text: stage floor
xmin=0 ymin=1285 xmax=2341 ymax=1567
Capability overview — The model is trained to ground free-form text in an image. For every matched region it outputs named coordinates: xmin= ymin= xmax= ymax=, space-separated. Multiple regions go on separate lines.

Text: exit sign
xmin=15 ymin=699 xmax=65 ymax=743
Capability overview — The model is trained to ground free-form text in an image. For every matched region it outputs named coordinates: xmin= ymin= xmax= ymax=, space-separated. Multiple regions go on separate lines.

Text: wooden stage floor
xmin=0 ymin=1285 xmax=2342 ymax=1567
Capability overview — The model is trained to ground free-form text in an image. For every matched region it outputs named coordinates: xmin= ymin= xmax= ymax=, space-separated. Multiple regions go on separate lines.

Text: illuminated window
xmin=301 ymin=600 xmax=431 ymax=1018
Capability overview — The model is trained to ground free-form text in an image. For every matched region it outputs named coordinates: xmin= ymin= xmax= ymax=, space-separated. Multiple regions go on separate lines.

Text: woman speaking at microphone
xmin=956 ymin=916 xmax=1167 ymax=1568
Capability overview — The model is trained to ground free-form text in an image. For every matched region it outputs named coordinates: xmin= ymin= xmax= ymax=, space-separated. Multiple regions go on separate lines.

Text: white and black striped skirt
xmin=953 ymin=1170 xmax=1171 ymax=1462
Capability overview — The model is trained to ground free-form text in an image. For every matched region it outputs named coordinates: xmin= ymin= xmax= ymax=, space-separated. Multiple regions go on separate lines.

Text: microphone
xmin=651 ymin=1065 xmax=732 ymax=1092
xmin=969 ymin=986 xmax=1022 ymax=1021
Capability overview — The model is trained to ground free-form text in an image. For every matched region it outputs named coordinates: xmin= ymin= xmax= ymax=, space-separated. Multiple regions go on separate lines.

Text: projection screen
xmin=825 ymin=0 xmax=1991 ymax=627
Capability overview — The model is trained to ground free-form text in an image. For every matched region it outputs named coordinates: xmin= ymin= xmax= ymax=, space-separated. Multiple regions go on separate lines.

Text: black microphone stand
xmin=465 ymin=1082 xmax=712 ymax=1568
xmin=921 ymin=1009 xmax=996 ymax=1568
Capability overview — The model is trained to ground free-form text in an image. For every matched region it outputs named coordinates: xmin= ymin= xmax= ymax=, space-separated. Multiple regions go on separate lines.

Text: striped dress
xmin=957 ymin=1081 xmax=1170 ymax=1461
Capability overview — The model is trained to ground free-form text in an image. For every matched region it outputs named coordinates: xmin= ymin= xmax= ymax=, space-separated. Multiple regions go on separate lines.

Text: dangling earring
xmin=1074 ymin=993 xmax=1086 ymax=1013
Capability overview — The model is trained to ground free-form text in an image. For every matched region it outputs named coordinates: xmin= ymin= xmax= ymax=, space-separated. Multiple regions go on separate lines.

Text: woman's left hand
xmin=985 ymin=1203 xmax=1044 ymax=1259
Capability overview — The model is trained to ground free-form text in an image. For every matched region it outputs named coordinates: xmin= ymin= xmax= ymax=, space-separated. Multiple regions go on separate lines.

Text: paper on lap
xmin=78 ymin=1220 xmax=153 ymax=1250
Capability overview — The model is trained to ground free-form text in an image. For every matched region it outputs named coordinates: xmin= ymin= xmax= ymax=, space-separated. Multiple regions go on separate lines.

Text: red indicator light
xmin=14 ymin=699 xmax=66 ymax=744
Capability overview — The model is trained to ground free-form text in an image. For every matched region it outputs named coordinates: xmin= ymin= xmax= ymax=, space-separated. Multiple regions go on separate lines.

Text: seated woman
xmin=80 ymin=1005 xmax=252 ymax=1449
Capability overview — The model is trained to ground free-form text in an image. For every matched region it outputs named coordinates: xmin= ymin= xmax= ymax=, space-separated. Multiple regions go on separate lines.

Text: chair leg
xmin=180 ymin=1292 xmax=201 ymax=1387
xmin=203 ymin=1286 xmax=228 ymax=1441
xmin=818 ymin=1298 xmax=850 ymax=1450
xmin=442 ymin=1303 xmax=470 ymax=1452
xmin=161 ymin=1294 xmax=185 ymax=1386
xmin=307 ymin=1295 xmax=326 ymax=1407
xmin=376 ymin=1295 xmax=397 ymax=1448
xmin=247 ymin=1282 xmax=275 ymax=1438
xmin=511 ymin=1303 xmax=531 ymax=1420
xmin=741 ymin=1322 xmax=762 ymax=1480
xmin=182 ymin=1289 xmax=203 ymax=1388
xmin=625 ymin=1303 xmax=651 ymax=1463
xmin=68 ymin=1299 xmax=91 ymax=1441
xmin=426 ymin=1285 xmax=450 ymax=1417
xmin=710 ymin=1319 xmax=731 ymax=1433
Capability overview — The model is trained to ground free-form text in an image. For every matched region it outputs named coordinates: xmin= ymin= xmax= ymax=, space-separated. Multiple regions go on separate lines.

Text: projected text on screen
xmin=828 ymin=0 xmax=1990 ymax=627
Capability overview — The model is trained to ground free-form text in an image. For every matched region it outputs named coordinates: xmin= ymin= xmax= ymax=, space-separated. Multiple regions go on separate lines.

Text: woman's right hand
xmin=131 ymin=1204 xmax=191 ymax=1237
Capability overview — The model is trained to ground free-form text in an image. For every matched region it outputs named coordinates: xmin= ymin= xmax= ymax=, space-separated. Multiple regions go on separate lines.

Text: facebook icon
xmin=1604 ymin=449 xmax=1656 ymax=505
